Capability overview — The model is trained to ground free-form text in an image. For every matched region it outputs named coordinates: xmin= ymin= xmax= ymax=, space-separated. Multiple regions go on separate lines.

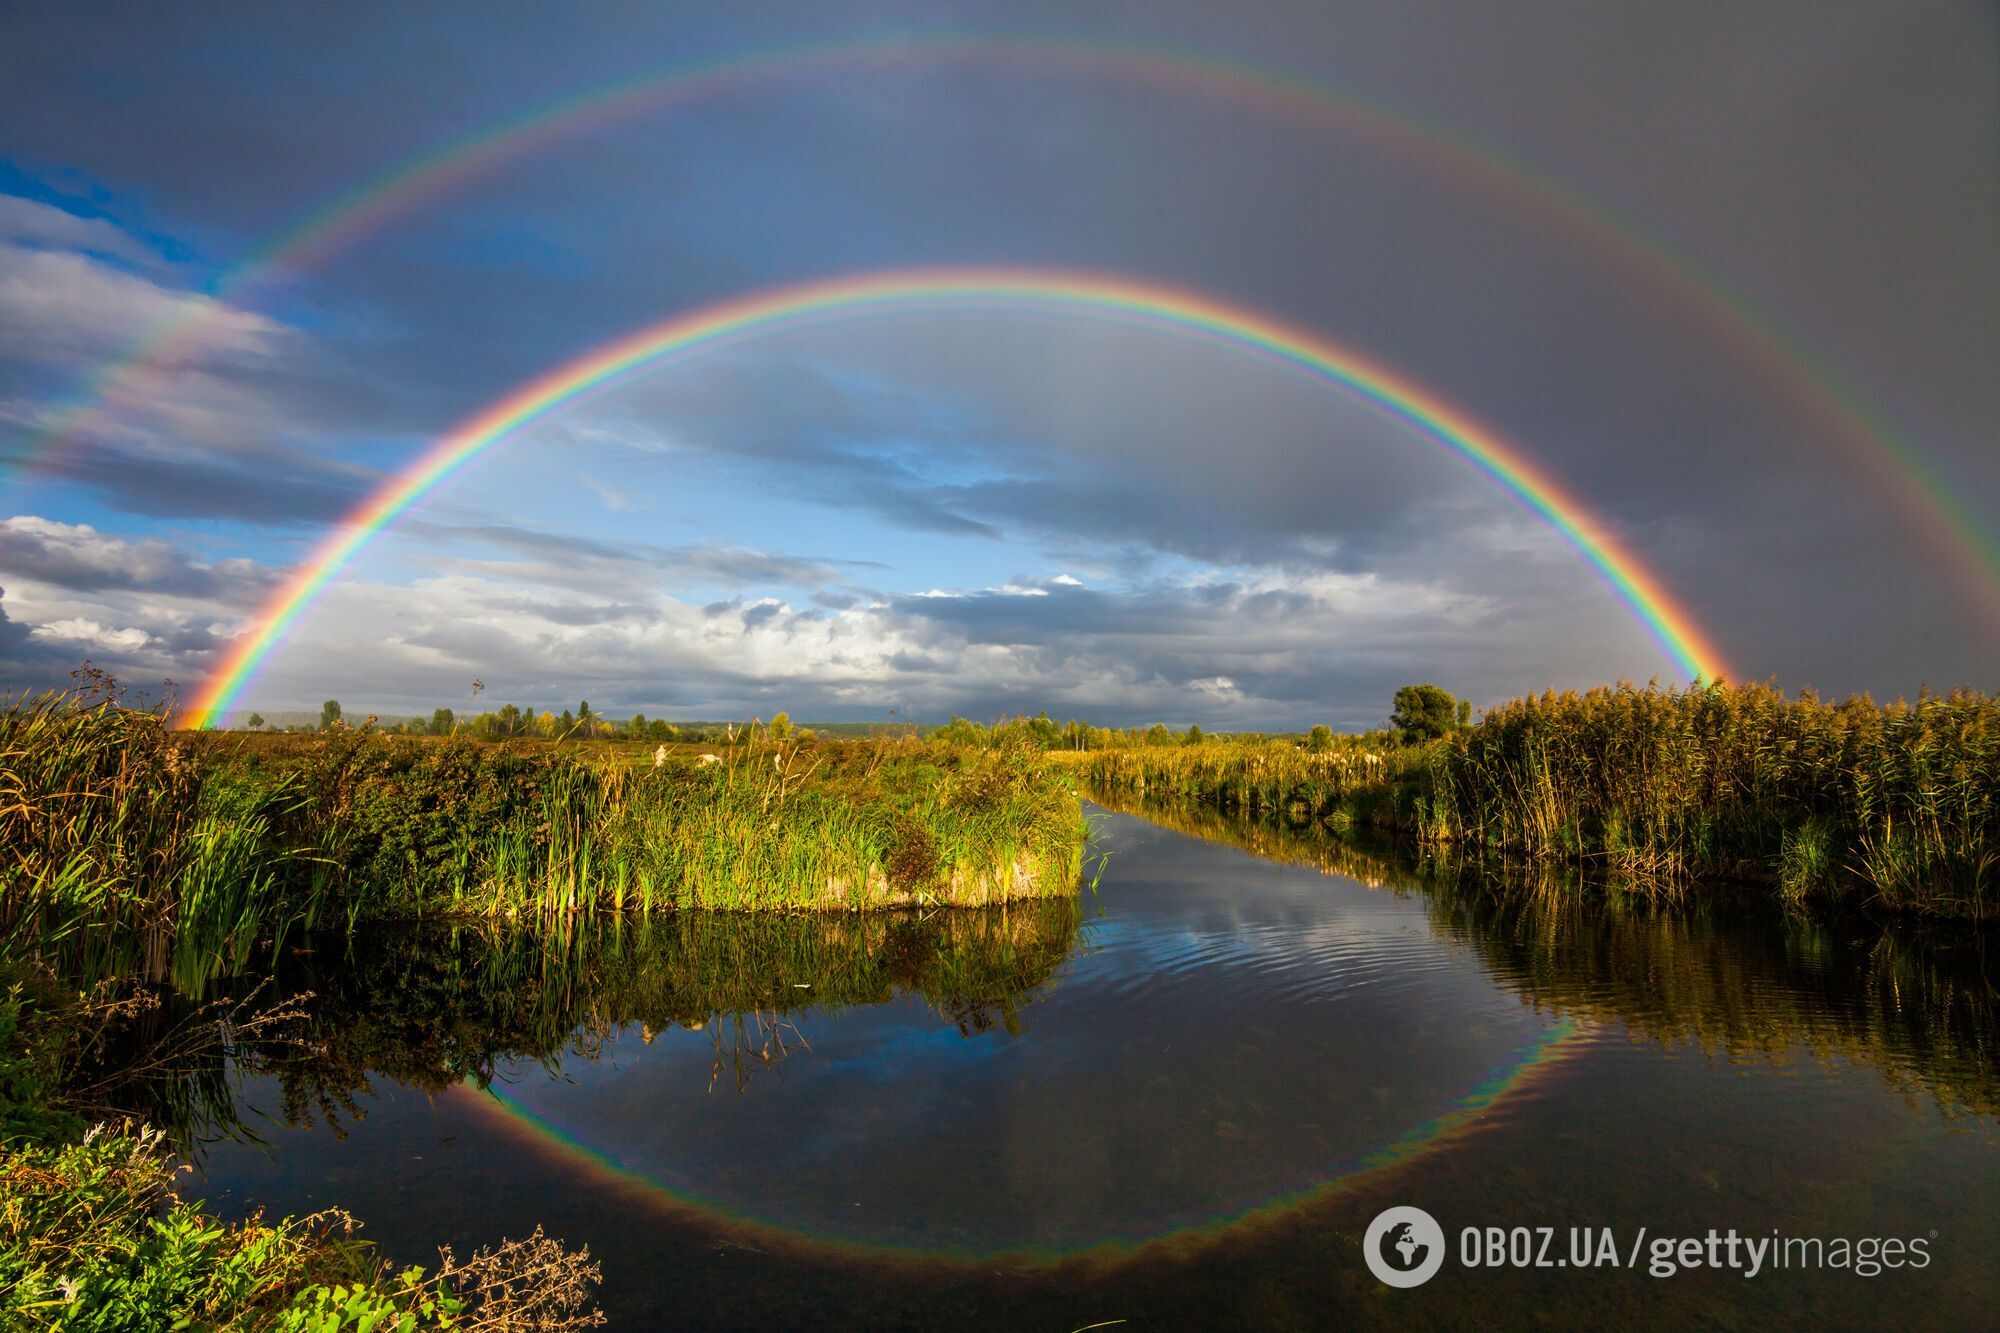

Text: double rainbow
xmin=179 ymin=269 xmax=1727 ymax=728
xmin=17 ymin=35 xmax=1995 ymax=632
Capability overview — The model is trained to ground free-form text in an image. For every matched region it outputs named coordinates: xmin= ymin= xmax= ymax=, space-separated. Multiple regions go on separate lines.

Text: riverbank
xmin=0 ymin=950 xmax=608 ymax=1328
xmin=1058 ymin=681 xmax=1999 ymax=919
xmin=3 ymin=684 xmax=1089 ymax=996
xmin=0 ymin=675 xmax=1088 ymax=1328
xmin=1087 ymin=786 xmax=2000 ymax=1117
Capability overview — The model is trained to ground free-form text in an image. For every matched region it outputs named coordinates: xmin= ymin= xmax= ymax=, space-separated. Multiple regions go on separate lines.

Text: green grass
xmin=222 ymin=726 xmax=1088 ymax=920
xmin=1432 ymin=681 xmax=2000 ymax=914
xmin=0 ymin=957 xmax=604 ymax=1330
xmin=0 ymin=678 xmax=1089 ymax=1327
xmin=1067 ymin=681 xmax=2000 ymax=919
xmin=1 ymin=684 xmax=1088 ymax=995
xmin=1055 ymin=736 xmax=1429 ymax=832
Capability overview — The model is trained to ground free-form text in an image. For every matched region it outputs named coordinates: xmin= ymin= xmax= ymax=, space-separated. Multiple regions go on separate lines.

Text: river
xmin=193 ymin=800 xmax=2000 ymax=1328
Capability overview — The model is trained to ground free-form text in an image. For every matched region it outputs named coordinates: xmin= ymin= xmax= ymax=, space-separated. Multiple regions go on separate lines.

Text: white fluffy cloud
xmin=0 ymin=196 xmax=156 ymax=266
xmin=30 ymin=618 xmax=155 ymax=653
xmin=0 ymin=202 xmax=303 ymax=460
xmin=0 ymin=237 xmax=282 ymax=366
xmin=0 ymin=497 xmax=1678 ymax=727
xmin=0 ymin=515 xmax=274 ymax=598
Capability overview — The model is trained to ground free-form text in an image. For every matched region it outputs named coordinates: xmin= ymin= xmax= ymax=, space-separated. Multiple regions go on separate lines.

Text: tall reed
xmin=1433 ymin=681 xmax=2000 ymax=915
xmin=1067 ymin=682 xmax=2000 ymax=918
xmin=0 ymin=682 xmax=327 ymax=992
xmin=2 ymin=683 xmax=1089 ymax=993
xmin=1055 ymin=738 xmax=1428 ymax=831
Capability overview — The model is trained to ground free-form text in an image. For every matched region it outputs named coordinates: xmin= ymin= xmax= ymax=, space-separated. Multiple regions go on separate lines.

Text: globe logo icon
xmin=1363 ymin=1206 xmax=1446 ymax=1288
xmin=1385 ymin=1221 xmax=1428 ymax=1270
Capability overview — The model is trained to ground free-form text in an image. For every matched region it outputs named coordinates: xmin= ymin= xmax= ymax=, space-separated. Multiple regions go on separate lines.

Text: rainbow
xmin=12 ymin=35 xmax=1997 ymax=632
xmin=453 ymin=1014 xmax=1589 ymax=1266
xmin=180 ymin=269 xmax=1727 ymax=727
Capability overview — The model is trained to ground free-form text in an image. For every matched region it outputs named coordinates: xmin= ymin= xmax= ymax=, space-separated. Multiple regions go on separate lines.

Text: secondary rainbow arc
xmin=15 ymin=34 xmax=1996 ymax=635
xmin=180 ymin=268 xmax=1727 ymax=728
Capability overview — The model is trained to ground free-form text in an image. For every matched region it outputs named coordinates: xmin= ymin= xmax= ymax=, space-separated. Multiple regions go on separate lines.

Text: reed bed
xmin=1054 ymin=737 xmax=1429 ymax=832
xmin=1 ymin=684 xmax=1088 ymax=994
xmin=1431 ymin=681 xmax=2000 ymax=915
xmin=1065 ymin=682 xmax=1999 ymax=918
xmin=1101 ymin=791 xmax=2000 ymax=1117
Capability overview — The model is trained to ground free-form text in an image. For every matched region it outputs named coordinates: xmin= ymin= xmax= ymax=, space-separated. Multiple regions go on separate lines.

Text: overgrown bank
xmin=1091 ymin=784 xmax=2000 ymax=1118
xmin=0 ymin=960 xmax=606 ymax=1330
xmin=1063 ymin=681 xmax=1999 ymax=919
xmin=0 ymin=682 xmax=1086 ymax=1326
xmin=3 ymin=682 xmax=1088 ymax=995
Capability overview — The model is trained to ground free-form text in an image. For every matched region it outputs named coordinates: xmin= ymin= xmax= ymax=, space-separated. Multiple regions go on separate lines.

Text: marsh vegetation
xmin=1062 ymin=680 xmax=2000 ymax=919
xmin=0 ymin=675 xmax=1086 ymax=1328
xmin=5 ymin=669 xmax=1996 ymax=1326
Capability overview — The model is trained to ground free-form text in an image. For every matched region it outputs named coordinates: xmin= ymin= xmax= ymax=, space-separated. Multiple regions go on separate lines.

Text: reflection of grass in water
xmin=1100 ymin=788 xmax=2000 ymax=1119
xmin=1426 ymin=880 xmax=2000 ymax=1118
xmin=1083 ymin=784 xmax=1412 ymax=887
xmin=242 ymin=899 xmax=1085 ymax=1136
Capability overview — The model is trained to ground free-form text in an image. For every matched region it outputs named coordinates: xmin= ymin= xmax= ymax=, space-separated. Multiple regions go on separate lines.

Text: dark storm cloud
xmin=0 ymin=1 xmax=1993 ymax=712
xmin=406 ymin=520 xmax=872 ymax=590
xmin=0 ymin=587 xmax=34 ymax=656
xmin=555 ymin=347 xmax=1432 ymax=568
xmin=37 ymin=441 xmax=374 ymax=526
xmin=886 ymin=580 xmax=1317 ymax=643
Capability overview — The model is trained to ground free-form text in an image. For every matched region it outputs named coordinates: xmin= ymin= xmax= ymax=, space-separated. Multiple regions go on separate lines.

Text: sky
xmin=0 ymin=0 xmax=1994 ymax=729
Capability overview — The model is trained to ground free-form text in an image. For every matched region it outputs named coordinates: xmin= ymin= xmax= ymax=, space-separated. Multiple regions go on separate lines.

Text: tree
xmin=245 ymin=713 xmax=265 ymax=731
xmin=429 ymin=707 xmax=454 ymax=736
xmin=1144 ymin=723 xmax=1173 ymax=746
xmin=319 ymin=700 xmax=342 ymax=732
xmin=1184 ymin=724 xmax=1204 ymax=745
xmin=769 ymin=711 xmax=792 ymax=742
xmin=1306 ymin=724 xmax=1334 ymax=752
xmin=1390 ymin=684 xmax=1467 ymax=744
xmin=935 ymin=715 xmax=984 ymax=747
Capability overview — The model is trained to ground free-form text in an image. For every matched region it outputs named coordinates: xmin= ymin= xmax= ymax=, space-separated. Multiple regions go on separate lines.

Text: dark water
xmin=191 ymin=801 xmax=2000 ymax=1329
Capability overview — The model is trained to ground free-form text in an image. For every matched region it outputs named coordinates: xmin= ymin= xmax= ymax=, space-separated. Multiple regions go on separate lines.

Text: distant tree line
xmin=927 ymin=684 xmax=1472 ymax=752
xmin=233 ymin=686 xmax=1473 ymax=748
xmin=238 ymin=699 xmax=807 ymax=746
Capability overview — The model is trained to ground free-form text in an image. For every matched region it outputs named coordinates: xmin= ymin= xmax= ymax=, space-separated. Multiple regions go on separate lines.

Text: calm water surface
xmin=195 ymin=801 xmax=2000 ymax=1328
